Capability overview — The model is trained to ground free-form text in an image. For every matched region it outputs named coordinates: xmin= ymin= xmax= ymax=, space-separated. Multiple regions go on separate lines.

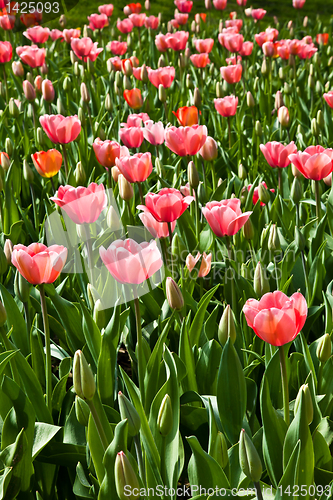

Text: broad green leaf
xmin=189 ymin=285 xmax=219 ymax=347
xmin=32 ymin=423 xmax=62 ymax=460
xmin=0 ymin=284 xmax=29 ymax=356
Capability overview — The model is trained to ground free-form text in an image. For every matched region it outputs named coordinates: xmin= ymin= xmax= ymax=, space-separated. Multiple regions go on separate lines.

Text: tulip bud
xmin=194 ymin=87 xmax=201 ymax=108
xmin=200 ymin=136 xmax=218 ymax=161
xmin=5 ymin=138 xmax=13 ymax=158
xmin=284 ymin=82 xmax=292 ymax=95
xmin=268 ymin=224 xmax=281 ymax=252
xmin=0 ymin=300 xmax=7 ymax=327
xmin=80 ymin=82 xmax=90 ymax=103
xmin=57 ymin=97 xmax=66 ymax=115
xmin=158 ymin=55 xmax=166 ymax=68
xmin=188 ymin=161 xmax=199 ymax=189
xmin=314 ymin=52 xmax=320 ymax=65
xmin=205 ymin=0 xmax=212 ymax=8
xmin=218 ymin=305 xmax=236 ymax=345
xmin=317 ymin=110 xmax=325 ymax=130
xmin=258 ymin=183 xmax=270 ymax=204
xmin=279 ymin=67 xmax=285 ymax=80
xmin=74 ymin=161 xmax=86 ymax=186
xmin=41 ymin=63 xmax=48 ymax=75
xmin=303 ymin=16 xmax=308 ymax=27
xmin=243 ymin=218 xmax=254 ymax=240
xmin=158 ymin=84 xmax=166 ymax=103
xmin=26 ymin=72 xmax=34 ymax=85
xmin=123 ymin=75 xmax=132 ymax=90
xmin=294 ymin=384 xmax=313 ymax=424
xmin=254 ymin=261 xmax=270 ymax=297
xmin=4 ymin=239 xmax=13 ymax=265
xmin=118 ymin=391 xmax=141 ymax=436
xmin=118 ymin=174 xmax=134 ymax=201
xmin=315 ymin=80 xmax=323 ymax=94
xmin=294 ymin=226 xmax=306 ymax=252
xmin=42 ymin=79 xmax=55 ymax=102
xmin=73 ymin=350 xmax=96 ymax=401
xmin=1 ymin=153 xmax=10 ymax=172
xmin=140 ymin=64 xmax=148 ymax=83
xmin=261 ymin=58 xmax=268 ymax=76
xmin=59 ymin=14 xmax=66 ymax=27
xmin=115 ymin=452 xmax=140 ymax=500
xmin=78 ymin=107 xmax=86 ymax=126
xmin=311 ymin=117 xmax=319 ymax=137
xmin=290 ymin=177 xmax=302 ymax=204
xmin=14 ymin=270 xmax=31 ymax=302
xmin=291 ymin=162 xmax=301 ymax=178
xmin=239 ymin=429 xmax=262 ymax=483
xmin=246 ymin=91 xmax=255 ymax=108
xmin=12 ymin=61 xmax=24 ymax=78
xmin=186 ymin=74 xmax=193 ymax=89
xmin=23 ymin=80 xmax=36 ymax=101
xmin=145 ymin=0 xmax=150 ymax=9
xmin=157 ymin=394 xmax=173 ymax=436
xmin=278 ymin=106 xmax=290 ymax=127
xmin=197 ymin=182 xmax=206 ymax=205
xmin=75 ymin=395 xmax=90 ymax=426
xmin=172 ymin=232 xmax=187 ymax=261
xmin=308 ymin=74 xmax=315 ymax=89
xmin=328 ymin=57 xmax=333 ymax=68
xmin=23 ymin=160 xmax=34 ymax=183
xmin=107 ymin=206 xmax=122 ymax=232
xmin=103 ymin=93 xmax=112 ymax=112
xmin=216 ymin=81 xmax=223 ymax=98
xmin=166 ymin=277 xmax=184 ymax=310
xmin=238 ymin=164 xmax=247 ymax=180
xmin=122 ymin=60 xmax=132 ymax=78
xmin=93 ymin=299 xmax=106 ymax=329
xmin=63 ymin=76 xmax=71 ymax=92
xmin=218 ymin=20 xmax=223 ymax=32
xmin=112 ymin=166 xmax=120 ymax=182
xmin=317 ymin=333 xmax=331 ymax=363
xmin=255 ymin=121 xmax=262 ymax=137
xmin=275 ymin=90 xmax=284 ymax=110
xmin=37 ymin=127 xmax=44 ymax=146
xmin=213 ymin=431 xmax=228 ymax=469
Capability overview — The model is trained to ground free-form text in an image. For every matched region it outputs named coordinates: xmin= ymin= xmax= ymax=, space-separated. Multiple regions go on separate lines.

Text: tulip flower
xmin=63 ymin=29 xmax=81 ymax=43
xmin=16 ymin=45 xmax=46 ymax=68
xmin=194 ymin=38 xmax=214 ymax=53
xmin=190 ymin=53 xmax=210 ymax=68
xmin=31 ymin=150 xmax=62 ymax=178
xmin=23 ymin=80 xmax=36 ymax=101
xmin=23 ymin=26 xmax=50 ymax=44
xmin=237 ymin=0 xmax=247 ymax=5
xmin=172 ymin=106 xmax=199 ymax=127
xmin=260 ymin=141 xmax=297 ymax=168
xmin=239 ymin=42 xmax=253 ymax=56
xmin=145 ymin=15 xmax=159 ymax=29
xmin=117 ymin=18 xmax=134 ymax=33
xmin=129 ymin=13 xmax=146 ymax=27
xmin=324 ymin=91 xmax=333 ymax=109
xmin=139 ymin=207 xmax=176 ymax=239
xmin=251 ymin=8 xmax=266 ymax=20
xmin=123 ymin=88 xmax=143 ymax=109
xmin=88 ymin=13 xmax=109 ymax=30
xmin=202 ymin=199 xmax=252 ymax=238
xmin=119 ymin=126 xmax=144 ymax=148
xmin=288 ymin=146 xmax=333 ymax=181
xmin=39 ymin=114 xmax=81 ymax=144
xmin=137 ymin=188 xmax=194 ymax=223
xmin=199 ymin=136 xmax=218 ymax=161
xmin=247 ymin=182 xmax=275 ymax=206
xmin=93 ymin=138 xmax=121 ymax=168
xmin=293 ymin=0 xmax=305 ymax=6
xmin=143 ymin=120 xmax=165 ymax=146
xmin=175 ymin=13 xmax=188 ymax=25
xmin=277 ymin=106 xmax=290 ymax=127
xmin=174 ymin=0 xmax=193 ymax=12
xmin=0 ymin=15 xmax=15 ymax=31
xmin=223 ymin=33 xmax=244 ymax=53
xmin=186 ymin=252 xmax=212 ymax=277
xmin=124 ymin=113 xmax=150 ymax=127
xmin=165 ymin=125 xmax=207 ymax=156
xmin=108 ymin=41 xmax=127 ymax=55
xmin=165 ymin=31 xmax=189 ymax=51
xmin=297 ymin=43 xmax=317 ymax=59
xmin=127 ymin=2 xmax=141 ymax=13
xmin=214 ymin=95 xmax=238 ymax=117
xmin=213 ymin=0 xmax=227 ymax=9
xmin=0 ymin=41 xmax=12 ymax=63
xmin=98 ymin=4 xmax=114 ymax=16
xmin=71 ymin=37 xmax=103 ymax=62
xmin=220 ymin=64 xmax=242 ymax=84
xmin=148 ymin=66 xmax=175 ymax=88
xmin=115 ymin=152 xmax=153 ymax=183
xmin=316 ymin=33 xmax=329 ymax=45
xmin=225 ymin=19 xmax=243 ymax=30
xmin=50 ymin=183 xmax=107 ymax=225
xmin=155 ymin=33 xmax=168 ymax=52
xmin=42 ymin=79 xmax=55 ymax=102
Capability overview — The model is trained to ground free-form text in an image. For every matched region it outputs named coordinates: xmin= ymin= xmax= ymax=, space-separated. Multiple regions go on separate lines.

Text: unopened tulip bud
xmin=213 ymin=432 xmax=228 ymax=469
xmin=141 ymin=64 xmax=148 ymax=83
xmin=241 ymin=263 xmax=249 ymax=279
xmin=317 ymin=333 xmax=331 ymax=363
xmin=311 ymin=118 xmax=319 ymax=137
xmin=216 ymin=81 xmax=223 ymax=98
xmin=246 ymin=91 xmax=255 ymax=108
xmin=83 ymin=25 xmax=89 ymax=38
xmin=12 ymin=61 xmax=24 ymax=78
xmin=118 ymin=174 xmax=133 ymax=201
xmin=218 ymin=305 xmax=236 ymax=345
xmin=1 ymin=153 xmax=10 ymax=172
xmin=255 ymin=121 xmax=262 ymax=136
xmin=118 ymin=391 xmax=141 ymax=436
xmin=239 ymin=429 xmax=262 ymax=483
xmin=74 ymin=161 xmax=86 ymax=186
xmin=4 ymin=239 xmax=12 ymax=265
xmin=179 ymin=53 xmax=186 ymax=70
xmin=37 ymin=127 xmax=44 ymax=146
xmin=268 ymin=224 xmax=280 ymax=252
xmin=157 ymin=394 xmax=173 ymax=436
xmin=123 ymin=75 xmax=132 ymax=90
xmin=23 ymin=80 xmax=36 ymax=101
xmin=279 ymin=67 xmax=285 ymax=80
xmin=42 ymin=79 xmax=55 ymax=102
xmin=73 ymin=350 xmax=96 ymax=401
xmin=308 ymin=74 xmax=315 ymax=89
xmin=158 ymin=54 xmax=166 ymax=68
xmin=254 ymin=261 xmax=270 ymax=297
xmin=290 ymin=177 xmax=302 ymax=204
xmin=107 ymin=206 xmax=122 ymax=231
xmin=63 ymin=76 xmax=71 ymax=92
xmin=190 ymin=20 xmax=196 ymax=32
xmin=80 ymin=82 xmax=90 ymax=103
xmin=294 ymin=384 xmax=313 ymax=424
xmin=75 ymin=395 xmax=90 ymax=426
xmin=294 ymin=226 xmax=305 ymax=251
xmin=23 ymin=160 xmax=34 ymax=183
xmin=313 ymin=52 xmax=320 ymax=65
xmin=166 ymin=277 xmax=184 ymax=310
xmin=222 ymin=80 xmax=228 ymax=92
xmin=284 ymin=82 xmax=292 ymax=95
xmin=238 ymin=164 xmax=247 ymax=180
xmin=316 ymin=81 xmax=323 ymax=94
xmin=127 ymin=33 xmax=132 ymax=47
xmin=198 ymin=182 xmax=206 ymax=205
xmin=57 ymin=97 xmax=66 ymax=115
xmin=185 ymin=47 xmax=191 ymax=60
xmin=105 ymin=93 xmax=112 ymax=112
xmin=275 ymin=90 xmax=284 ymax=110
xmin=112 ymin=166 xmax=120 ymax=182
xmin=115 ymin=452 xmax=140 ymax=500
xmin=158 ymin=84 xmax=166 ymax=103
xmin=303 ymin=16 xmax=308 ymax=27
xmin=172 ymin=232 xmax=187 ymax=260
xmin=0 ymin=300 xmax=6 ymax=327
xmin=194 ymin=87 xmax=201 ymax=108
xmin=243 ymin=218 xmax=254 ymax=240
xmin=26 ymin=72 xmax=34 ymax=85
xmin=93 ymin=299 xmax=106 ymax=329
xmin=200 ymin=136 xmax=218 ymax=161
xmin=258 ymin=183 xmax=270 ymax=204
xmin=4 ymin=138 xmax=12 ymax=158
xmin=145 ymin=0 xmax=150 ymax=9
xmin=188 ymin=161 xmax=199 ymax=188
xmin=59 ymin=14 xmax=66 ymax=27
xmin=122 ymin=60 xmax=133 ymax=77
xmin=41 ymin=63 xmax=48 ymax=75
xmin=328 ymin=57 xmax=333 ymax=68
xmin=186 ymin=73 xmax=193 ymax=89
xmin=261 ymin=58 xmax=268 ymax=76
xmin=278 ymin=106 xmax=290 ymax=127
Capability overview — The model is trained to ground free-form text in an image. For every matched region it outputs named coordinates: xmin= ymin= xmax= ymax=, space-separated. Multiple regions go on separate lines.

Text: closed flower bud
xmin=78 ymin=107 xmax=86 ymax=126
xmin=5 ymin=138 xmax=13 ymax=157
xmin=41 ymin=62 xmax=48 ymax=75
xmin=194 ymin=87 xmax=201 ymax=108
xmin=70 ymin=51 xmax=77 ymax=65
xmin=278 ymin=106 xmax=290 ymax=127
xmin=200 ymin=136 xmax=218 ymax=161
xmin=123 ymin=75 xmax=132 ymax=90
xmin=118 ymin=391 xmax=141 ymax=436
xmin=14 ymin=270 xmax=31 ymax=302
xmin=93 ymin=299 xmax=106 ymax=329
xmin=9 ymin=98 xmax=19 ymax=117
xmin=294 ymin=384 xmax=313 ymax=424
xmin=74 ymin=161 xmax=86 ymax=185
xmin=317 ymin=110 xmax=324 ymax=130
xmin=157 ymin=394 xmax=173 ymax=436
xmin=105 ymin=93 xmax=112 ymax=112
xmin=197 ymin=182 xmax=206 ymax=205
xmin=254 ymin=261 xmax=270 ymax=297
xmin=239 ymin=429 xmax=262 ymax=483
xmin=107 ymin=206 xmax=122 ymax=231
xmin=216 ymin=81 xmax=223 ymax=98
xmin=115 ymin=452 xmax=140 ymax=500
xmin=42 ymin=79 xmax=55 ymax=102
xmin=75 ymin=395 xmax=90 ymax=427
xmin=268 ymin=224 xmax=280 ymax=251
xmin=255 ymin=121 xmax=262 ymax=136
xmin=238 ymin=164 xmax=247 ymax=180
xmin=294 ymin=226 xmax=305 ymax=251
xmin=158 ymin=84 xmax=166 ymax=103
xmin=258 ymin=183 xmax=270 ymax=204
xmin=37 ymin=127 xmax=44 ymax=146
xmin=4 ymin=239 xmax=13 ymax=265
xmin=59 ymin=14 xmax=66 ymax=27
xmin=188 ymin=161 xmax=200 ymax=189
xmin=166 ymin=277 xmax=184 ymax=310
xmin=12 ymin=61 xmax=24 ymax=78
xmin=303 ymin=16 xmax=308 ymax=27
xmin=284 ymin=82 xmax=292 ymax=95
xmin=118 ymin=174 xmax=134 ymax=201
xmin=308 ymin=74 xmax=315 ymax=89
xmin=0 ymin=301 xmax=7 ymax=327
xmin=179 ymin=53 xmax=186 ymax=69
xmin=291 ymin=163 xmax=302 ymax=177
xmin=63 ymin=76 xmax=71 ymax=92
xmin=218 ymin=305 xmax=236 ymax=345
xmin=87 ymin=283 xmax=102 ymax=310
xmin=243 ymin=218 xmax=254 ymax=240
xmin=57 ymin=97 xmax=66 ymax=115
xmin=261 ymin=58 xmax=268 ymax=76
xmin=141 ymin=64 xmax=149 ymax=83
xmin=328 ymin=57 xmax=333 ymax=68
xmin=247 ymin=91 xmax=255 ymax=108
xmin=1 ymin=153 xmax=10 ymax=172
xmin=279 ymin=67 xmax=285 ymax=80
xmin=315 ymin=80 xmax=323 ymax=94
xmin=316 ymin=333 xmax=331 ymax=363
xmin=23 ymin=160 xmax=34 ymax=183
xmin=80 ymin=82 xmax=90 ymax=103
xmin=213 ymin=431 xmax=228 ymax=469
xmin=158 ymin=55 xmax=166 ymax=68
xmin=73 ymin=350 xmax=96 ymax=401
xmin=112 ymin=166 xmax=120 ymax=182
xmin=26 ymin=72 xmax=34 ymax=85
xmin=311 ymin=117 xmax=319 ymax=137
xmin=123 ymin=60 xmax=133 ymax=77
xmin=275 ymin=90 xmax=284 ymax=110
xmin=290 ymin=177 xmax=302 ymax=204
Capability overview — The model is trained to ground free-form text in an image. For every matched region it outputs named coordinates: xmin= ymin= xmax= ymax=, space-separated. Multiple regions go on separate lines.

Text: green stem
xmin=23 ymin=301 xmax=31 ymax=338
xmin=137 ymin=182 xmax=144 ymax=205
xmin=87 ymin=397 xmax=109 ymax=452
xmin=194 ymin=187 xmax=200 ymax=242
xmin=30 ymin=184 xmax=39 ymax=229
xmin=134 ymin=434 xmax=145 ymax=484
xmin=315 ymin=180 xmax=321 ymax=223
xmin=317 ymin=361 xmax=324 ymax=394
xmin=278 ymin=169 xmax=283 ymax=199
xmin=134 ymin=297 xmax=145 ymax=406
xmin=225 ymin=236 xmax=236 ymax=313
xmin=279 ymin=345 xmax=290 ymax=427
xmin=227 ymin=116 xmax=232 ymax=149
xmin=211 ymin=161 xmax=216 ymax=193
xmin=167 ymin=221 xmax=174 ymax=277
xmin=254 ymin=481 xmax=264 ymax=500
xmin=2 ymin=64 xmax=8 ymax=104
xmin=62 ymin=144 xmax=69 ymax=179
xmin=40 ymin=284 xmax=52 ymax=413
xmin=83 ymin=224 xmax=94 ymax=286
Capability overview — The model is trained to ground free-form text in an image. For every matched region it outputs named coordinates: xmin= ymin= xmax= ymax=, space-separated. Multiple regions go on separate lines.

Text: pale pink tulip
xmin=24 ymin=26 xmax=50 ymax=44
xmin=16 ymin=45 xmax=46 ymax=68
xmin=260 ymin=141 xmax=297 ymax=168
xmin=186 ymin=252 xmax=212 ymax=277
xmin=145 ymin=16 xmax=159 ymax=29
xmin=143 ymin=120 xmax=165 ymax=145
xmin=214 ymin=95 xmax=238 ymax=117
xmin=202 ymin=199 xmax=252 ymax=237
xmin=165 ymin=125 xmax=207 ymax=156
xmin=39 ymin=114 xmax=81 ymax=144
xmin=220 ymin=64 xmax=242 ymax=84
xmin=166 ymin=31 xmax=189 ymax=51
xmin=194 ymin=38 xmax=214 ymax=53
xmin=223 ymin=33 xmax=244 ymax=53
xmin=88 ymin=13 xmax=109 ymax=30
xmin=148 ymin=66 xmax=175 ymax=88
xmin=239 ymin=41 xmax=253 ymax=56
xmin=119 ymin=126 xmax=144 ymax=148
xmin=139 ymin=208 xmax=176 ymax=238
xmin=288 ymin=146 xmax=333 ymax=180
xmin=115 ymin=152 xmax=153 ymax=183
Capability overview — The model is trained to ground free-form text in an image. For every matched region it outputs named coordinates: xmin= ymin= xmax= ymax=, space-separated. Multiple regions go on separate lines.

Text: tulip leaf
xmin=78 ymin=297 xmax=102 ymax=367
xmin=32 ymin=423 xmax=62 ymax=460
xmin=179 ymin=314 xmax=198 ymax=394
xmin=0 ymin=283 xmax=29 ymax=356
xmin=275 ymin=440 xmax=300 ymax=500
xmin=189 ymin=285 xmax=219 ymax=347
xmin=196 ymin=340 xmax=222 ymax=395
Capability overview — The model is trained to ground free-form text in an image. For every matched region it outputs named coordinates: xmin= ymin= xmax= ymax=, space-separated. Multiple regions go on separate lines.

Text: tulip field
xmin=1 ymin=0 xmax=333 ymax=498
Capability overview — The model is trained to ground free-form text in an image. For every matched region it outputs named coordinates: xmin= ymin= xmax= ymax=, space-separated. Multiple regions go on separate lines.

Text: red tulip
xmin=316 ymin=33 xmax=329 ymax=46
xmin=98 ymin=4 xmax=114 ymax=16
xmin=0 ymin=41 xmax=12 ymax=63
xmin=190 ymin=53 xmax=210 ymax=68
xmin=109 ymin=56 xmax=122 ymax=71
xmin=20 ymin=11 xmax=42 ymax=27
xmin=251 ymin=8 xmax=266 ymax=20
xmin=324 ymin=91 xmax=333 ymax=109
xmin=174 ymin=13 xmax=188 ymax=25
xmin=39 ymin=114 xmax=81 ymax=144
xmin=239 ymin=41 xmax=253 ymax=56
xmin=137 ymin=187 xmax=194 ymax=223
xmin=243 ymin=291 xmax=307 ymax=346
xmin=16 ymin=45 xmax=46 ymax=68
xmin=202 ymin=199 xmax=252 ymax=237
xmin=165 ymin=31 xmax=189 ymax=51
xmin=172 ymin=106 xmax=199 ymax=127
xmin=277 ymin=43 xmax=290 ymax=60
xmin=237 ymin=0 xmax=247 ymax=5
xmin=119 ymin=126 xmax=144 ymax=148
xmin=297 ymin=42 xmax=317 ymax=59
xmin=195 ymin=38 xmax=214 ymax=53
xmin=139 ymin=207 xmax=176 ymax=238
xmin=117 ymin=18 xmax=134 ymax=33
xmin=88 ymin=13 xmax=109 ymax=30
xmin=213 ymin=0 xmax=227 ymax=9
xmin=293 ymin=0 xmax=305 ymax=7
xmin=220 ymin=64 xmax=242 ymax=84
xmin=127 ymin=2 xmax=142 ymax=13
xmin=116 ymin=152 xmax=152 ymax=183
xmin=223 ymin=33 xmax=244 ymax=53
xmin=148 ymin=66 xmax=175 ymax=88
xmin=50 ymin=183 xmax=107 ymax=225
xmin=165 ymin=125 xmax=207 ymax=156
xmin=123 ymin=88 xmax=143 ymax=109
xmin=143 ymin=120 xmax=165 ymax=145
xmin=100 ymin=239 xmax=163 ymax=285
xmin=31 ymin=150 xmax=62 ymax=178
xmin=260 ymin=141 xmax=297 ymax=168
xmin=108 ymin=41 xmax=127 ymax=55
xmin=51 ymin=29 xmax=64 ymax=41
xmin=288 ymin=146 xmax=333 ymax=181
xmin=93 ymin=138 xmax=121 ymax=168
xmin=214 ymin=95 xmax=238 ymax=117
xmin=186 ymin=252 xmax=212 ymax=277
xmin=247 ymin=181 xmax=275 ymax=206
xmin=255 ymin=28 xmax=279 ymax=46
xmin=23 ymin=26 xmax=50 ymax=44
xmin=174 ymin=0 xmax=193 ymax=13
xmin=129 ymin=13 xmax=146 ymax=27
xmin=145 ymin=15 xmax=159 ymax=29
xmin=0 ymin=15 xmax=15 ymax=30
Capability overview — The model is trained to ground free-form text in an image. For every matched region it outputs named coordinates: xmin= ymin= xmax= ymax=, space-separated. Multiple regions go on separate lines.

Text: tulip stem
xmin=2 ymin=65 xmax=8 ymax=104
xmin=39 ymin=284 xmax=52 ymax=413
xmin=225 ymin=237 xmax=236 ymax=313
xmin=227 ymin=117 xmax=232 ymax=149
xmin=279 ymin=345 xmax=290 ymax=427
xmin=211 ymin=161 xmax=216 ymax=193
xmin=134 ymin=434 xmax=145 ymax=483
xmin=87 ymin=397 xmax=109 ymax=452
xmin=167 ymin=222 xmax=174 ymax=278
xmin=194 ymin=187 xmax=200 ymax=242
xmin=137 ymin=182 xmax=144 ymax=205
xmin=315 ymin=180 xmax=321 ymax=223
xmin=30 ymin=184 xmax=39 ymax=229
xmin=50 ymin=177 xmax=56 ymax=195
xmin=62 ymin=144 xmax=69 ymax=179
xmin=254 ymin=481 xmax=264 ymax=500
xmin=83 ymin=224 xmax=94 ymax=286
xmin=318 ymin=361 xmax=324 ymax=394
xmin=134 ymin=297 xmax=145 ymax=407
xmin=278 ymin=169 xmax=283 ymax=199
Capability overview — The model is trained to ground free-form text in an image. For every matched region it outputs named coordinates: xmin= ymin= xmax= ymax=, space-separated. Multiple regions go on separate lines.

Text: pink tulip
xmin=251 ymin=8 xmax=266 ymax=20
xmin=213 ymin=0 xmax=227 ymax=9
xmin=165 ymin=125 xmax=207 ymax=156
xmin=155 ymin=33 xmax=169 ymax=52
xmin=175 ymin=13 xmax=188 ymax=25
xmin=166 ymin=31 xmax=189 ymax=51
xmin=324 ymin=91 xmax=333 ymax=109
xmin=16 ymin=45 xmax=46 ymax=68
xmin=12 ymin=243 xmax=67 ymax=285
xmin=93 ymin=138 xmax=121 ymax=168
xmin=223 ymin=33 xmax=244 ymax=53
xmin=119 ymin=126 xmax=144 ymax=148
xmin=174 ymin=0 xmax=193 ymax=13
xmin=225 ymin=19 xmax=243 ymax=30
xmin=262 ymin=41 xmax=275 ymax=57
xmin=190 ymin=53 xmax=210 ymax=68
xmin=288 ymin=39 xmax=301 ymax=56
xmin=0 ymin=15 xmax=15 ymax=31
xmin=71 ymin=37 xmax=103 ymax=62
xmin=239 ymin=41 xmax=253 ymax=56
xmin=148 ymin=66 xmax=175 ymax=88
xmin=199 ymin=136 xmax=218 ymax=161
xmin=195 ymin=38 xmax=214 ymax=53
xmin=288 ymin=146 xmax=333 ymax=181
xmin=109 ymin=56 xmax=122 ymax=71
xmin=277 ymin=43 xmax=290 ymax=60
xmin=23 ymin=26 xmax=50 ymax=44
xmin=145 ymin=15 xmax=159 ymax=29
xmin=129 ymin=13 xmax=146 ymax=27
xmin=50 ymin=183 xmax=107 ymax=225
xmin=237 ymin=0 xmax=247 ymax=5
xmin=100 ymin=239 xmax=163 ymax=285
xmin=248 ymin=181 xmax=275 ymax=206
xmin=39 ymin=114 xmax=81 ymax=144
xmin=226 ymin=55 xmax=242 ymax=65
xmin=116 ymin=152 xmax=152 ymax=183
xmin=255 ymin=28 xmax=279 ymax=46
xmin=98 ymin=4 xmax=114 ymax=16
xmin=139 ymin=207 xmax=176 ymax=238
xmin=117 ymin=18 xmax=134 ymax=33
xmin=88 ymin=13 xmax=109 ymax=30
xmin=171 ymin=19 xmax=181 ymax=30
xmin=51 ymin=29 xmax=64 ymax=41
xmin=180 ymin=182 xmax=194 ymax=198
xmin=297 ymin=43 xmax=317 ymax=59
xmin=202 ymin=199 xmax=252 ymax=237
xmin=42 ymin=79 xmax=55 ymax=102
xmin=137 ymin=187 xmax=194 ymax=222
xmin=293 ymin=0 xmax=305 ymax=7
xmin=143 ymin=120 xmax=165 ymax=145
xmin=23 ymin=80 xmax=36 ymax=101
xmin=260 ymin=141 xmax=297 ymax=168
xmin=108 ymin=41 xmax=127 ymax=55
xmin=0 ymin=41 xmax=12 ymax=63
xmin=63 ymin=29 xmax=81 ymax=43
xmin=214 ymin=95 xmax=238 ymax=117
xmin=220 ymin=64 xmax=242 ymax=84
xmin=186 ymin=252 xmax=212 ymax=277
xmin=124 ymin=113 xmax=150 ymax=127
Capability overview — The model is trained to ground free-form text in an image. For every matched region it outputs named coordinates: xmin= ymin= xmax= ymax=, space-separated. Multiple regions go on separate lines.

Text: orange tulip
xmin=123 ymin=88 xmax=143 ymax=109
xmin=316 ymin=33 xmax=329 ymax=45
xmin=31 ymin=149 xmax=62 ymax=178
xmin=172 ymin=106 xmax=199 ymax=126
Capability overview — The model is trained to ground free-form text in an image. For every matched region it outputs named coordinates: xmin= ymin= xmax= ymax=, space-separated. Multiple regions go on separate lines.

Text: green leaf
xmin=275 ymin=441 xmax=300 ymax=500
xmin=189 ymin=285 xmax=219 ymax=347
xmin=0 ymin=284 xmax=29 ymax=356
xmin=179 ymin=315 xmax=198 ymax=394
xmin=78 ymin=297 xmax=102 ymax=367
xmin=32 ymin=423 xmax=62 ymax=460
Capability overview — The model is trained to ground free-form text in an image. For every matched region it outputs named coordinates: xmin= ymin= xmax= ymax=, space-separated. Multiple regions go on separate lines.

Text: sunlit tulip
xmin=220 ymin=64 xmax=242 ymax=84
xmin=0 ymin=15 xmax=15 ymax=30
xmin=127 ymin=2 xmax=142 ymax=13
xmin=145 ymin=15 xmax=159 ymax=29
xmin=174 ymin=0 xmax=193 ymax=13
xmin=293 ymin=0 xmax=305 ymax=7
xmin=289 ymin=146 xmax=333 ymax=181
xmin=116 ymin=152 xmax=153 ymax=183
xmin=137 ymin=187 xmax=194 ymax=222
xmin=199 ymin=136 xmax=218 ymax=161
xmin=139 ymin=207 xmax=176 ymax=239
xmin=88 ymin=13 xmax=109 ymax=30
xmin=165 ymin=125 xmax=207 ymax=156
xmin=186 ymin=252 xmax=212 ymax=277
xmin=16 ymin=45 xmax=46 ymax=68
xmin=175 ymin=13 xmax=188 ymax=25
xmin=260 ymin=141 xmax=297 ymax=168
xmin=51 ymin=29 xmax=64 ymax=41
xmin=12 ymin=61 xmax=24 ymax=77
xmin=202 ymin=199 xmax=252 ymax=237
xmin=31 ymin=150 xmax=62 ymax=178
xmin=98 ymin=4 xmax=114 ymax=16
xmin=40 ymin=115 xmax=81 ymax=144
xmin=108 ymin=41 xmax=127 ymax=55
xmin=324 ymin=91 xmax=333 ymax=109
xmin=214 ymin=95 xmax=238 ymax=117
xmin=24 ymin=26 xmax=50 ymax=44
xmin=143 ymin=120 xmax=165 ymax=145
xmin=129 ymin=13 xmax=146 ymax=27
xmin=117 ymin=18 xmax=134 ymax=33
xmin=195 ymin=38 xmax=214 ymax=53
xmin=278 ymin=106 xmax=290 ymax=127
xmin=0 ymin=41 xmax=12 ymax=63
xmin=223 ymin=33 xmax=244 ymax=53
xmin=148 ymin=66 xmax=175 ymax=88
xmin=172 ymin=106 xmax=199 ymax=127
xmin=124 ymin=113 xmax=150 ymax=127
xmin=239 ymin=41 xmax=253 ymax=56
xmin=123 ymin=88 xmax=143 ymax=109
xmin=213 ymin=0 xmax=227 ymax=9
xmin=166 ymin=31 xmax=189 ymax=51
xmin=155 ymin=33 xmax=168 ymax=52
xmin=190 ymin=53 xmax=210 ymax=68
xmin=63 ymin=29 xmax=81 ymax=43
xmin=119 ymin=126 xmax=144 ymax=148
xmin=251 ymin=8 xmax=266 ymax=20
xmin=93 ymin=138 xmax=121 ymax=168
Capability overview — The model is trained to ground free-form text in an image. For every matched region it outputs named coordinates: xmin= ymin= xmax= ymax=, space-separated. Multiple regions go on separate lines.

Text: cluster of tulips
xmin=0 ymin=0 xmax=332 ymax=497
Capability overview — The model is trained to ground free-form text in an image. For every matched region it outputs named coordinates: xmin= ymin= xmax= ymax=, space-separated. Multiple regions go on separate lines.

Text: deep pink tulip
xmin=199 ymin=136 xmax=218 ymax=161
xmin=0 ymin=41 xmax=12 ymax=63
xmin=24 ymin=26 xmax=50 ymax=44
xmin=148 ymin=66 xmax=175 ymax=88
xmin=255 ymin=28 xmax=279 ymax=46
xmin=139 ymin=207 xmax=176 ymax=239
xmin=51 ymin=29 xmax=64 ymax=41
xmin=155 ymin=33 xmax=169 ymax=52
xmin=190 ymin=53 xmax=210 ymax=68
xmin=174 ymin=13 xmax=188 ymax=25
xmin=116 ymin=152 xmax=152 ymax=183
xmin=42 ymin=79 xmax=55 ymax=102
xmin=174 ymin=0 xmax=193 ymax=13
xmin=143 ymin=120 xmax=165 ymax=145
xmin=277 ymin=43 xmax=290 ymax=60
xmin=145 ymin=16 xmax=159 ymax=29
xmin=23 ymin=80 xmax=36 ymax=101
xmin=12 ymin=243 xmax=67 ymax=285
xmin=0 ymin=15 xmax=15 ymax=30
xmin=297 ymin=43 xmax=317 ymax=59
xmin=109 ymin=56 xmax=122 ymax=71
xmin=108 ymin=41 xmax=127 ymax=55
xmin=137 ymin=187 xmax=194 ymax=223
xmin=39 ymin=114 xmax=81 ymax=144
xmin=195 ymin=38 xmax=214 ymax=53
xmin=225 ymin=19 xmax=243 ymax=30
xmin=213 ymin=0 xmax=227 ymax=9
xmin=251 ymin=8 xmax=266 ymax=20
xmin=119 ymin=126 xmax=144 ymax=148
xmin=262 ymin=41 xmax=275 ymax=57
xmin=50 ymin=183 xmax=107 ymax=225
xmin=248 ymin=181 xmax=275 ymax=206
xmin=214 ymin=95 xmax=238 ymax=117
xmin=220 ymin=64 xmax=242 ymax=84
xmin=186 ymin=252 xmax=212 ymax=277
xmin=117 ymin=18 xmax=134 ymax=33
xmin=123 ymin=113 xmax=150 ymax=127
xmin=98 ymin=4 xmax=114 ymax=16
xmin=223 ymin=33 xmax=244 ymax=53
xmin=93 ymin=138 xmax=123 ymax=168
xmin=324 ymin=91 xmax=333 ymax=109
xmin=260 ymin=141 xmax=297 ymax=169
xmin=171 ymin=19 xmax=181 ymax=30
xmin=16 ymin=45 xmax=46 ymax=68
xmin=288 ymin=39 xmax=301 ymax=56
xmin=236 ymin=0 xmax=247 ymax=5
xmin=129 ymin=13 xmax=146 ymax=27
xmin=85 ymin=43 xmax=103 ymax=62
xmin=165 ymin=125 xmax=207 ymax=156
xmin=239 ymin=41 xmax=253 ymax=56
xmin=63 ymin=29 xmax=81 ymax=43
xmin=202 ymin=199 xmax=252 ymax=237
xmin=100 ymin=239 xmax=163 ymax=285
xmin=71 ymin=37 xmax=94 ymax=59
xmin=166 ymin=31 xmax=189 ymax=51
xmin=88 ymin=13 xmax=109 ymax=30
xmin=288 ymin=146 xmax=333 ymax=181
xmin=293 ymin=0 xmax=305 ymax=7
